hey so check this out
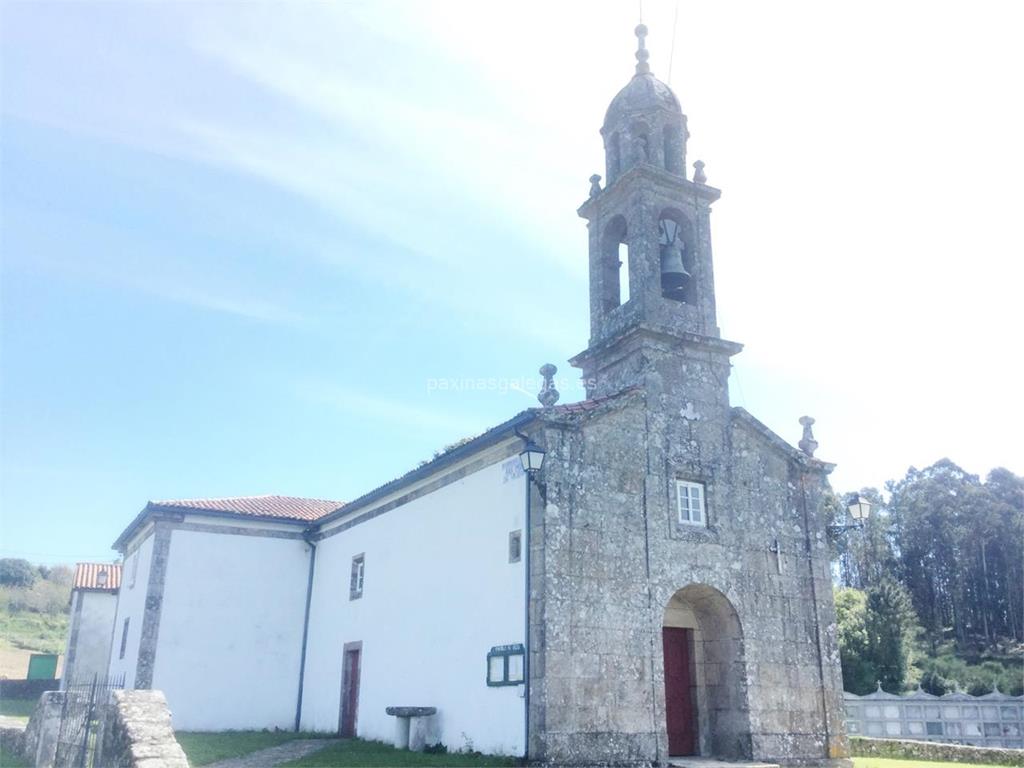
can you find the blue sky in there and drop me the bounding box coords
[2,1,1022,564]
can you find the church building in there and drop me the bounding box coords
[105,25,850,767]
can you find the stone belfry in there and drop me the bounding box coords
[571,24,741,405]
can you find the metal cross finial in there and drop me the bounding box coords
[635,24,651,75]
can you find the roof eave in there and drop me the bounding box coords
[314,409,540,528]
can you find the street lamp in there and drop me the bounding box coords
[848,495,871,523]
[519,439,546,475]
[829,494,872,536]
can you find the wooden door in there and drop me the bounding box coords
[663,627,696,755]
[339,643,361,737]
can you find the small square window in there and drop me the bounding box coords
[508,531,522,563]
[676,480,706,526]
[349,554,365,600]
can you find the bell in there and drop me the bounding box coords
[660,243,690,301]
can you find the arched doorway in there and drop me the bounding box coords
[662,584,751,759]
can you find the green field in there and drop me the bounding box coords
[280,739,516,767]
[0,744,31,768]
[0,610,67,654]
[853,759,1010,768]
[175,731,327,766]
[0,697,35,719]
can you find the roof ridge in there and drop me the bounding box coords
[151,493,343,505]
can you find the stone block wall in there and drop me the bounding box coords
[97,689,189,768]
[851,735,1024,766]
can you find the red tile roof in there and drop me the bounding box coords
[73,562,121,591]
[540,387,641,415]
[147,495,344,522]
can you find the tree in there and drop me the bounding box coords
[46,565,74,586]
[833,488,897,591]
[0,558,38,587]
[835,581,922,694]
[835,588,876,694]
[865,579,921,692]
[887,460,1023,649]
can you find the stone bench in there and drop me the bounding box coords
[385,706,438,751]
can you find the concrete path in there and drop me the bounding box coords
[204,738,343,768]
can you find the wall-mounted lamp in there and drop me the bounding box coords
[829,494,872,536]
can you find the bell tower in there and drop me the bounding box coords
[571,25,742,401]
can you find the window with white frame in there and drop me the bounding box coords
[349,554,365,600]
[676,480,706,526]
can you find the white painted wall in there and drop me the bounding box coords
[108,530,156,688]
[153,527,311,730]
[301,452,527,757]
[63,590,118,686]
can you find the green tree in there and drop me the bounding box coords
[865,579,921,692]
[888,460,1023,649]
[833,488,896,591]
[835,582,922,694]
[835,588,876,694]
[0,558,38,587]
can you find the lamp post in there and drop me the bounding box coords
[517,435,545,761]
[828,494,872,536]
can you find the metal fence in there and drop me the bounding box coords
[844,686,1024,749]
[54,673,126,768]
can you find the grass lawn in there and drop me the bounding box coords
[0,744,31,768]
[0,697,35,719]
[175,731,323,766]
[281,739,517,767]
[852,759,1009,768]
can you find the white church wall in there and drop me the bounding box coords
[64,590,118,686]
[108,529,155,687]
[301,451,527,756]
[153,527,311,730]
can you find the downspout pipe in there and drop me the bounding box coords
[294,529,318,732]
[523,465,532,761]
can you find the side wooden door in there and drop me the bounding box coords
[339,642,362,737]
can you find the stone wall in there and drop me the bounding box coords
[851,735,1024,766]
[97,689,189,767]
[22,690,64,768]
[0,678,60,699]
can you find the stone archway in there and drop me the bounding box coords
[662,584,752,760]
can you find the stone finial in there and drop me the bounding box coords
[693,160,707,185]
[589,174,602,198]
[798,416,818,457]
[538,363,560,407]
[634,24,651,75]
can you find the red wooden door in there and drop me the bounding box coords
[663,627,696,755]
[339,645,361,737]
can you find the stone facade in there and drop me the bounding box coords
[524,25,849,767]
